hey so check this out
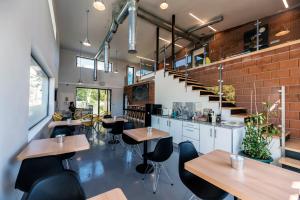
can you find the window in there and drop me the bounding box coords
[175,55,192,68]
[127,66,134,85]
[76,56,112,72]
[136,69,152,76]
[28,56,49,129]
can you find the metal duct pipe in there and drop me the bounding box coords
[104,41,110,73]
[187,15,223,34]
[128,0,137,53]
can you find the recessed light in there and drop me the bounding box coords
[160,0,168,10]
[136,56,155,62]
[189,12,217,32]
[94,0,106,11]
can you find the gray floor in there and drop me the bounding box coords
[70,129,233,200]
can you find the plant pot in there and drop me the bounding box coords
[239,151,273,164]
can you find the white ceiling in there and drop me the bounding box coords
[55,0,299,64]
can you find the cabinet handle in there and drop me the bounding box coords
[210,128,212,137]
[214,129,217,138]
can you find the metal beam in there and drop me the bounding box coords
[186,15,223,34]
[171,14,175,70]
[156,26,159,72]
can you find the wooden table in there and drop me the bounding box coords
[88,188,127,200]
[185,150,300,200]
[124,128,169,174]
[102,118,128,124]
[48,119,82,129]
[17,135,90,161]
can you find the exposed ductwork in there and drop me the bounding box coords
[104,41,110,73]
[128,0,137,53]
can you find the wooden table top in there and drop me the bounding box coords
[123,128,169,142]
[17,135,90,161]
[87,188,127,200]
[185,150,300,200]
[102,118,128,124]
[48,120,82,128]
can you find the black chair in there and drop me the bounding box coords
[103,114,112,119]
[50,126,76,167]
[15,156,64,192]
[122,122,142,158]
[102,115,113,130]
[25,170,86,200]
[108,121,124,144]
[143,137,174,193]
[178,141,228,200]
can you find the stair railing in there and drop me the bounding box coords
[185,52,189,91]
[279,86,286,157]
[163,45,166,77]
[218,64,224,113]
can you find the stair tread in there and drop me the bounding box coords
[285,139,300,153]
[223,107,247,110]
[279,157,300,169]
[230,114,250,118]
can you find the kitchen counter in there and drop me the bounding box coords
[153,115,245,129]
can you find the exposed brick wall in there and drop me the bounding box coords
[188,42,300,139]
[124,81,155,106]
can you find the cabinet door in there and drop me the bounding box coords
[199,124,214,154]
[159,117,170,133]
[214,127,232,153]
[169,119,183,144]
[151,116,159,129]
[182,136,200,152]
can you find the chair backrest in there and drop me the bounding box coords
[111,121,124,134]
[124,122,135,130]
[178,141,199,182]
[50,126,74,138]
[26,170,86,200]
[103,114,112,119]
[151,137,173,162]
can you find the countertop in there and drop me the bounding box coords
[152,115,245,129]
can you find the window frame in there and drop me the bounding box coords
[76,56,113,72]
[28,55,50,130]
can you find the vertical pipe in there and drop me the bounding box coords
[128,0,137,53]
[93,58,97,81]
[104,41,110,73]
[171,14,175,70]
[256,19,260,51]
[281,86,286,157]
[163,45,166,77]
[218,64,224,113]
[156,26,159,72]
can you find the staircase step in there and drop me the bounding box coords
[222,102,236,107]
[168,70,185,75]
[208,95,227,101]
[279,157,300,171]
[223,107,247,115]
[178,77,200,83]
[200,91,218,96]
[192,85,212,90]
[285,139,300,153]
[230,114,250,118]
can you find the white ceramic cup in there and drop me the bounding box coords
[113,116,117,121]
[147,127,153,135]
[56,134,65,143]
[67,118,71,125]
[230,154,244,170]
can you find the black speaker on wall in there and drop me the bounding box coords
[55,89,58,101]
[145,104,162,127]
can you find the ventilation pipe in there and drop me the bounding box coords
[104,41,110,73]
[128,0,137,53]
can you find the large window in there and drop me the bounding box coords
[127,66,134,85]
[28,57,49,129]
[175,55,192,68]
[76,88,111,115]
[76,56,112,72]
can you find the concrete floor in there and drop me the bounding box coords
[70,130,233,200]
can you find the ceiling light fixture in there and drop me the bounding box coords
[93,0,106,11]
[275,29,290,37]
[189,12,217,32]
[282,0,289,8]
[136,56,155,62]
[83,10,91,47]
[160,0,168,10]
[159,37,183,48]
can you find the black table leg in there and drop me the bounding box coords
[136,140,154,174]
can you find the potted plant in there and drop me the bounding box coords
[241,101,280,164]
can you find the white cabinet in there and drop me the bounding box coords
[200,124,214,154]
[214,127,232,153]
[169,119,183,144]
[182,136,200,152]
[159,117,170,133]
[151,116,160,129]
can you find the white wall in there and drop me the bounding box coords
[58,48,138,116]
[0,0,59,199]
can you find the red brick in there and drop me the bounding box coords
[290,68,300,77]
[279,59,299,69]
[262,63,280,71]
[290,120,300,129]
[248,66,262,74]
[263,79,280,87]
[289,85,300,94]
[256,72,271,80]
[256,56,272,65]
[243,60,256,67]
[280,78,300,85]
[271,69,290,78]
[275,46,290,54]
[290,43,300,50]
[286,94,300,102]
[289,103,300,111]
[271,51,290,62]
[290,49,300,59]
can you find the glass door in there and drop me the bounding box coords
[76,87,111,115]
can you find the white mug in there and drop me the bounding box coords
[113,116,117,121]
[67,118,71,125]
[147,127,153,135]
[56,134,65,143]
